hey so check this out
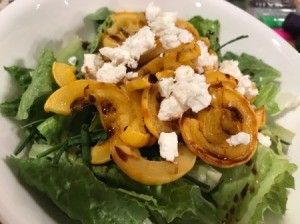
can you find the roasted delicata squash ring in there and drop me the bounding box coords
[176,19,200,40]
[180,86,258,168]
[138,42,200,77]
[52,62,76,87]
[255,106,266,129]
[204,71,238,89]
[45,80,135,133]
[91,140,112,165]
[111,138,196,185]
[44,80,94,115]
[101,12,147,47]
[142,84,180,138]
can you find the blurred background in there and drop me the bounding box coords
[227,0,300,51]
[0,0,299,51]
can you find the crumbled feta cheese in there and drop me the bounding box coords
[178,28,194,43]
[158,95,188,121]
[258,133,272,147]
[157,65,211,121]
[158,77,174,98]
[158,132,178,162]
[172,74,211,113]
[68,56,77,66]
[96,63,127,83]
[100,26,155,69]
[159,27,181,50]
[174,65,194,81]
[81,54,104,78]
[125,72,138,80]
[196,40,218,70]
[100,47,135,68]
[145,2,163,23]
[219,60,243,78]
[226,132,251,146]
[236,75,259,99]
[145,3,194,50]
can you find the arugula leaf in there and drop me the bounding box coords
[93,164,219,224]
[212,145,297,224]
[188,16,220,57]
[0,98,20,117]
[15,50,56,120]
[88,16,113,53]
[4,66,33,89]
[85,7,114,53]
[7,157,149,224]
[86,7,114,21]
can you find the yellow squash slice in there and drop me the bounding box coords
[52,62,76,87]
[180,86,258,168]
[142,85,180,138]
[111,138,196,185]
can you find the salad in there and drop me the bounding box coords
[0,2,297,224]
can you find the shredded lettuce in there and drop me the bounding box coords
[212,145,297,224]
[15,50,56,120]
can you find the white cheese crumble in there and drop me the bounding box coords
[81,54,104,78]
[236,75,259,99]
[219,60,258,99]
[158,95,188,121]
[157,65,211,121]
[158,77,174,98]
[145,2,194,50]
[100,26,156,69]
[68,56,77,66]
[158,132,178,162]
[258,133,272,148]
[219,60,243,78]
[196,40,218,72]
[125,72,139,80]
[226,132,251,146]
[96,63,127,83]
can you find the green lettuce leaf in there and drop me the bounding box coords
[255,83,280,114]
[4,66,33,89]
[56,36,85,72]
[188,16,220,57]
[16,50,56,120]
[37,115,70,144]
[93,165,219,224]
[7,157,149,224]
[222,52,281,88]
[212,145,297,224]
[222,52,281,114]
